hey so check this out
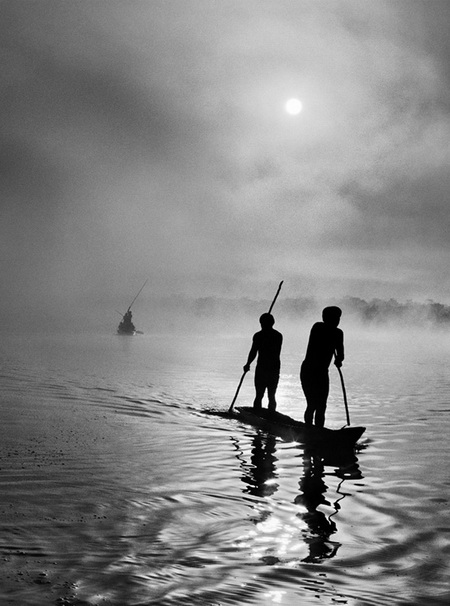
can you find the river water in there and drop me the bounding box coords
[0,326,449,605]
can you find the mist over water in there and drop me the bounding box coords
[1,324,449,605]
[10,290,450,340]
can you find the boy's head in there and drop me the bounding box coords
[322,306,342,327]
[259,313,275,329]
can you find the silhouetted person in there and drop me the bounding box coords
[244,313,283,411]
[300,306,344,428]
[118,310,136,333]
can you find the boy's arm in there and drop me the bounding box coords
[243,335,258,372]
[334,329,344,367]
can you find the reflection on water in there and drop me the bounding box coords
[237,434,279,498]
[1,331,450,605]
[233,429,363,568]
[296,455,340,562]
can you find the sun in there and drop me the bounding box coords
[285,98,303,115]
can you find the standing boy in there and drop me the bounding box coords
[300,306,344,428]
[244,313,283,411]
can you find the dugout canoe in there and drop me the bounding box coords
[234,406,365,450]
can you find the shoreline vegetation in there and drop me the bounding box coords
[188,295,450,327]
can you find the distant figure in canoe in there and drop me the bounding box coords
[243,313,283,411]
[300,306,344,428]
[118,310,136,334]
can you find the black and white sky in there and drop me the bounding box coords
[2,0,450,325]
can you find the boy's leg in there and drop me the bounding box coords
[267,373,279,411]
[253,388,264,410]
[304,402,315,425]
[253,370,265,410]
[313,375,329,428]
[314,401,326,428]
[301,365,315,425]
[253,375,266,410]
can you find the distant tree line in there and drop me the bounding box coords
[191,295,450,325]
[340,296,450,325]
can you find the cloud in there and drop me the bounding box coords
[1,0,450,328]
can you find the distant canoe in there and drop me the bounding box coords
[117,327,135,335]
[234,406,365,451]
[116,326,144,336]
[116,279,148,336]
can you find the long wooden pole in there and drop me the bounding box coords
[126,279,148,312]
[228,371,248,413]
[268,280,283,314]
[228,281,284,414]
[337,366,351,426]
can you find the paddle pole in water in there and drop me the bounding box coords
[337,366,351,426]
[228,281,284,414]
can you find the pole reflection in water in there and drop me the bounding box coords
[232,431,363,565]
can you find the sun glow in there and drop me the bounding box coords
[285,98,303,115]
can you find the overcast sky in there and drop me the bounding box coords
[2,0,450,326]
